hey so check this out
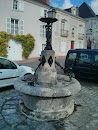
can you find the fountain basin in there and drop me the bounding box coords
[14,74,81,121]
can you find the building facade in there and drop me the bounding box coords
[0,0,86,60]
[79,2,98,49]
[86,18,98,49]
[53,8,86,56]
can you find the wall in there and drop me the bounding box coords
[0,0,86,61]
[53,9,86,56]
[86,18,98,49]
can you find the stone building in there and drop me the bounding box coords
[54,7,86,56]
[0,0,86,60]
[79,2,98,49]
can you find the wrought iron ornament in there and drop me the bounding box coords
[45,24,52,50]
[39,17,57,50]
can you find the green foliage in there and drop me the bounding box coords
[14,34,35,58]
[0,31,11,57]
[0,32,35,58]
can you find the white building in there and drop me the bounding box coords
[79,2,98,49]
[0,0,86,60]
[86,18,98,49]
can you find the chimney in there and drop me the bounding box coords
[42,0,49,5]
[76,6,79,16]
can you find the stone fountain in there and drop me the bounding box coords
[14,8,81,121]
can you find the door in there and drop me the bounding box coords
[0,58,19,87]
[7,39,23,60]
[71,41,74,49]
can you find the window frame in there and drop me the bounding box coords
[94,54,98,65]
[67,52,77,62]
[12,0,24,11]
[40,25,46,38]
[0,58,17,69]
[77,53,92,64]
[11,18,19,35]
[13,0,18,10]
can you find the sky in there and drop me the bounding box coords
[50,0,98,14]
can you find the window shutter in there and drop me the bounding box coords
[40,8,44,17]
[40,25,43,37]
[6,17,11,33]
[18,0,24,11]
[20,20,24,35]
[39,43,42,54]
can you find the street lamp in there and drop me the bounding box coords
[48,8,56,18]
[39,8,57,50]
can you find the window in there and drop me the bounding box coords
[61,20,68,37]
[40,8,48,17]
[11,19,18,35]
[78,53,91,64]
[13,0,18,9]
[44,10,48,17]
[73,9,76,15]
[0,58,17,69]
[68,53,77,62]
[61,21,65,30]
[6,18,24,35]
[40,25,46,38]
[42,44,46,50]
[77,42,83,48]
[94,55,98,64]
[78,25,84,40]
[13,0,24,11]
[61,21,65,35]
[71,6,76,15]
[79,25,83,33]
[61,19,67,31]
[72,28,75,36]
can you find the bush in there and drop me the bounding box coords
[0,32,35,58]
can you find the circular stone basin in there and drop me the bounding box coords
[14,74,81,121]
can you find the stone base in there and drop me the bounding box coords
[37,50,57,84]
[20,95,74,121]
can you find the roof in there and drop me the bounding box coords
[33,0,48,5]
[64,8,71,13]
[27,0,49,6]
[79,2,96,18]
[68,49,98,53]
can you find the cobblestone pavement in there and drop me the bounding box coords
[0,58,98,130]
[0,80,98,130]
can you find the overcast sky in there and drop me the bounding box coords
[50,0,98,14]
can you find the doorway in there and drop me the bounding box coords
[71,41,74,49]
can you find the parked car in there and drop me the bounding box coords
[0,57,34,88]
[64,49,98,80]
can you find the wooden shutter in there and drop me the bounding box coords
[18,0,24,11]
[40,25,43,37]
[6,17,11,33]
[40,8,44,17]
[20,20,24,35]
